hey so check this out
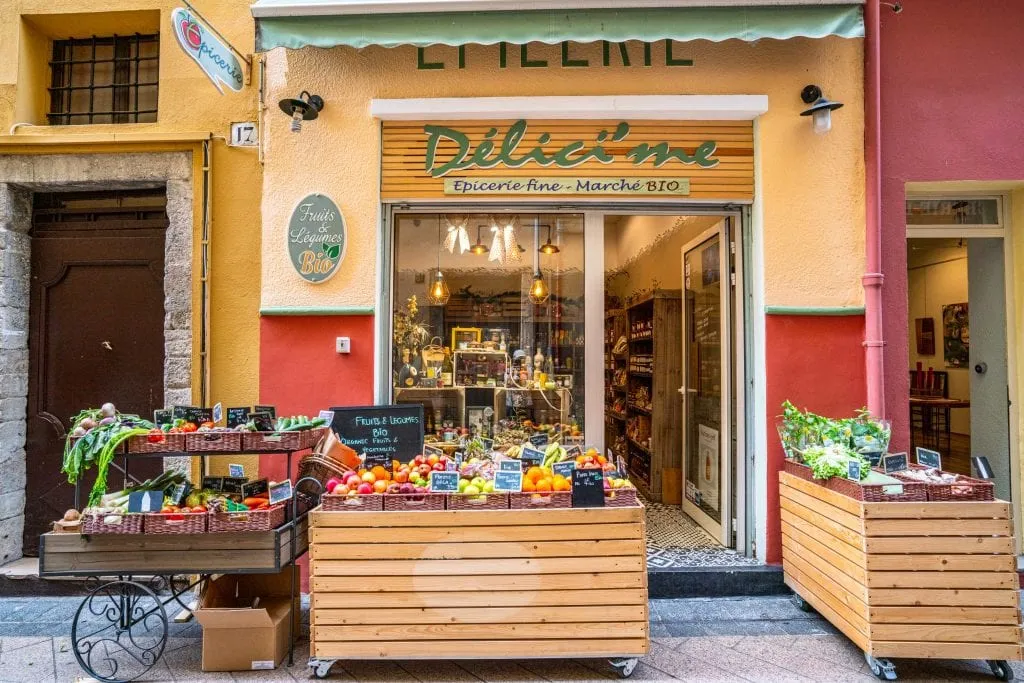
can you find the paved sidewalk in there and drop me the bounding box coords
[0,595,1016,682]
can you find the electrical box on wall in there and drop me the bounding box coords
[336,337,351,354]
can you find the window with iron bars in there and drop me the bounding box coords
[48,34,159,125]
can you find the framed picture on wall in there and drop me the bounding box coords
[942,303,969,368]
[915,317,936,356]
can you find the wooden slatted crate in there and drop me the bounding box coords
[309,506,649,660]
[780,471,1023,662]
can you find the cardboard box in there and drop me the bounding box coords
[195,567,298,671]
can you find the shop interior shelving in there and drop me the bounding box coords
[622,290,682,503]
[605,308,628,457]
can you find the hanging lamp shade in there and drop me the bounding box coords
[528,271,550,305]
[427,269,450,305]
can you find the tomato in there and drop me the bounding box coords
[180,422,198,433]
[200,421,215,430]
[147,428,165,444]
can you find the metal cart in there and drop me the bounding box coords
[39,447,319,683]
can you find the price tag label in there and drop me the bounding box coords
[128,490,163,513]
[170,483,189,506]
[222,477,246,494]
[553,460,576,478]
[254,405,276,419]
[494,470,523,492]
[269,479,293,505]
[883,452,909,474]
[227,407,250,428]
[520,447,545,469]
[228,464,244,478]
[846,460,861,481]
[429,471,459,493]
[565,445,583,460]
[242,479,269,498]
[454,451,464,468]
[202,476,224,491]
[529,433,549,448]
[424,444,444,457]
[154,408,172,426]
[571,469,605,508]
[480,437,494,452]
[212,402,223,424]
[915,447,942,470]
[317,409,335,424]
[250,412,274,432]
[499,459,522,472]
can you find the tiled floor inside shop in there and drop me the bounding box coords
[642,497,758,568]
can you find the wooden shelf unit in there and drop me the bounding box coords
[622,291,683,503]
[604,308,628,455]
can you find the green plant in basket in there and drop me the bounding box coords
[801,443,871,481]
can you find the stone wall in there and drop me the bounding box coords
[0,151,193,561]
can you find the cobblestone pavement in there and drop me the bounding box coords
[0,595,1017,682]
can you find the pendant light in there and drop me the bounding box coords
[528,215,551,304]
[427,218,450,305]
[539,223,560,255]
[470,224,489,255]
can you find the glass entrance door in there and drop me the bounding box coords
[681,222,733,545]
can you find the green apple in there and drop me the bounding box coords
[483,480,495,493]
[470,476,487,490]
[458,478,469,492]
[463,484,481,496]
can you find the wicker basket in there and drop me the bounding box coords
[783,459,928,503]
[208,504,285,532]
[298,453,353,488]
[243,431,303,452]
[186,431,243,452]
[509,491,572,509]
[81,511,143,535]
[321,493,384,511]
[889,463,995,502]
[143,512,207,535]
[383,493,446,511]
[127,432,186,454]
[303,427,330,450]
[446,493,509,510]
[603,487,641,507]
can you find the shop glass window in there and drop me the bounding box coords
[391,213,585,445]
[48,34,159,125]
[906,198,1001,227]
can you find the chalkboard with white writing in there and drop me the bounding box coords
[330,404,424,468]
[572,468,605,508]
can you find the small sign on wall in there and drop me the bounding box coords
[229,122,258,147]
[288,194,346,284]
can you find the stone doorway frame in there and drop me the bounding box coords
[0,151,194,563]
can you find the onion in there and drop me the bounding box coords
[80,418,97,430]
[71,426,87,438]
[100,403,116,418]
[99,417,115,426]
[63,509,80,522]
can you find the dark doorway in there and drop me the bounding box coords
[24,189,167,554]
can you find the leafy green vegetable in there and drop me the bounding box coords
[87,427,151,507]
[801,443,870,481]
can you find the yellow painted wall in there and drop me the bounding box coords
[0,1,263,474]
[259,38,865,310]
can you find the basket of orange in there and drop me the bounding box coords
[510,466,573,509]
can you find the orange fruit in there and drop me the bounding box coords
[372,480,388,494]
[535,479,553,493]
[526,466,543,483]
[371,465,390,481]
[553,478,571,492]
[521,478,537,492]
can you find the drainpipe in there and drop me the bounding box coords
[864,0,885,417]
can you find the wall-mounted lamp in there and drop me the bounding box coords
[539,224,560,255]
[470,225,490,255]
[799,85,843,135]
[278,91,324,133]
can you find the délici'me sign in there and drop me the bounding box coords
[288,194,346,283]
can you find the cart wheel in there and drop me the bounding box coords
[864,653,897,681]
[309,658,337,679]
[609,657,639,678]
[989,660,1014,681]
[71,579,168,683]
[791,594,815,614]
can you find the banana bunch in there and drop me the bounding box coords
[542,442,566,467]
[505,444,522,459]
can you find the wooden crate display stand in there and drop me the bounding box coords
[780,471,1022,677]
[308,506,649,668]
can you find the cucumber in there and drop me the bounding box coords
[310,417,327,428]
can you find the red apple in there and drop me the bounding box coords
[345,474,362,488]
[325,477,342,494]
[432,462,445,471]
[357,483,373,495]
[427,454,439,466]
[417,464,432,477]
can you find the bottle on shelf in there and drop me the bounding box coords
[441,347,453,387]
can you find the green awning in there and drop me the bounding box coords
[254,4,864,51]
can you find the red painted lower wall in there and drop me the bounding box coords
[765,314,866,564]
[259,314,376,589]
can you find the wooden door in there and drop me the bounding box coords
[24,191,168,554]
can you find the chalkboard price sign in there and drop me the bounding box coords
[520,447,545,469]
[429,471,459,493]
[424,443,444,458]
[883,452,909,474]
[499,459,522,472]
[242,479,269,498]
[254,405,277,419]
[154,409,172,426]
[529,433,549,448]
[202,476,224,491]
[846,460,861,481]
[227,407,250,428]
[553,460,576,478]
[221,477,246,494]
[916,447,942,470]
[494,470,523,492]
[330,404,424,468]
[572,469,605,508]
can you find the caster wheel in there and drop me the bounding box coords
[989,660,1014,681]
[610,658,638,678]
[309,658,336,679]
[791,594,815,613]
[865,653,897,681]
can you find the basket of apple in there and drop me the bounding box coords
[603,475,638,507]
[383,456,448,511]
[321,466,389,511]
[446,460,508,510]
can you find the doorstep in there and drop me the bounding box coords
[648,565,788,599]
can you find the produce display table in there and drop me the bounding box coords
[307,505,649,678]
[780,471,1021,681]
[39,447,315,683]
